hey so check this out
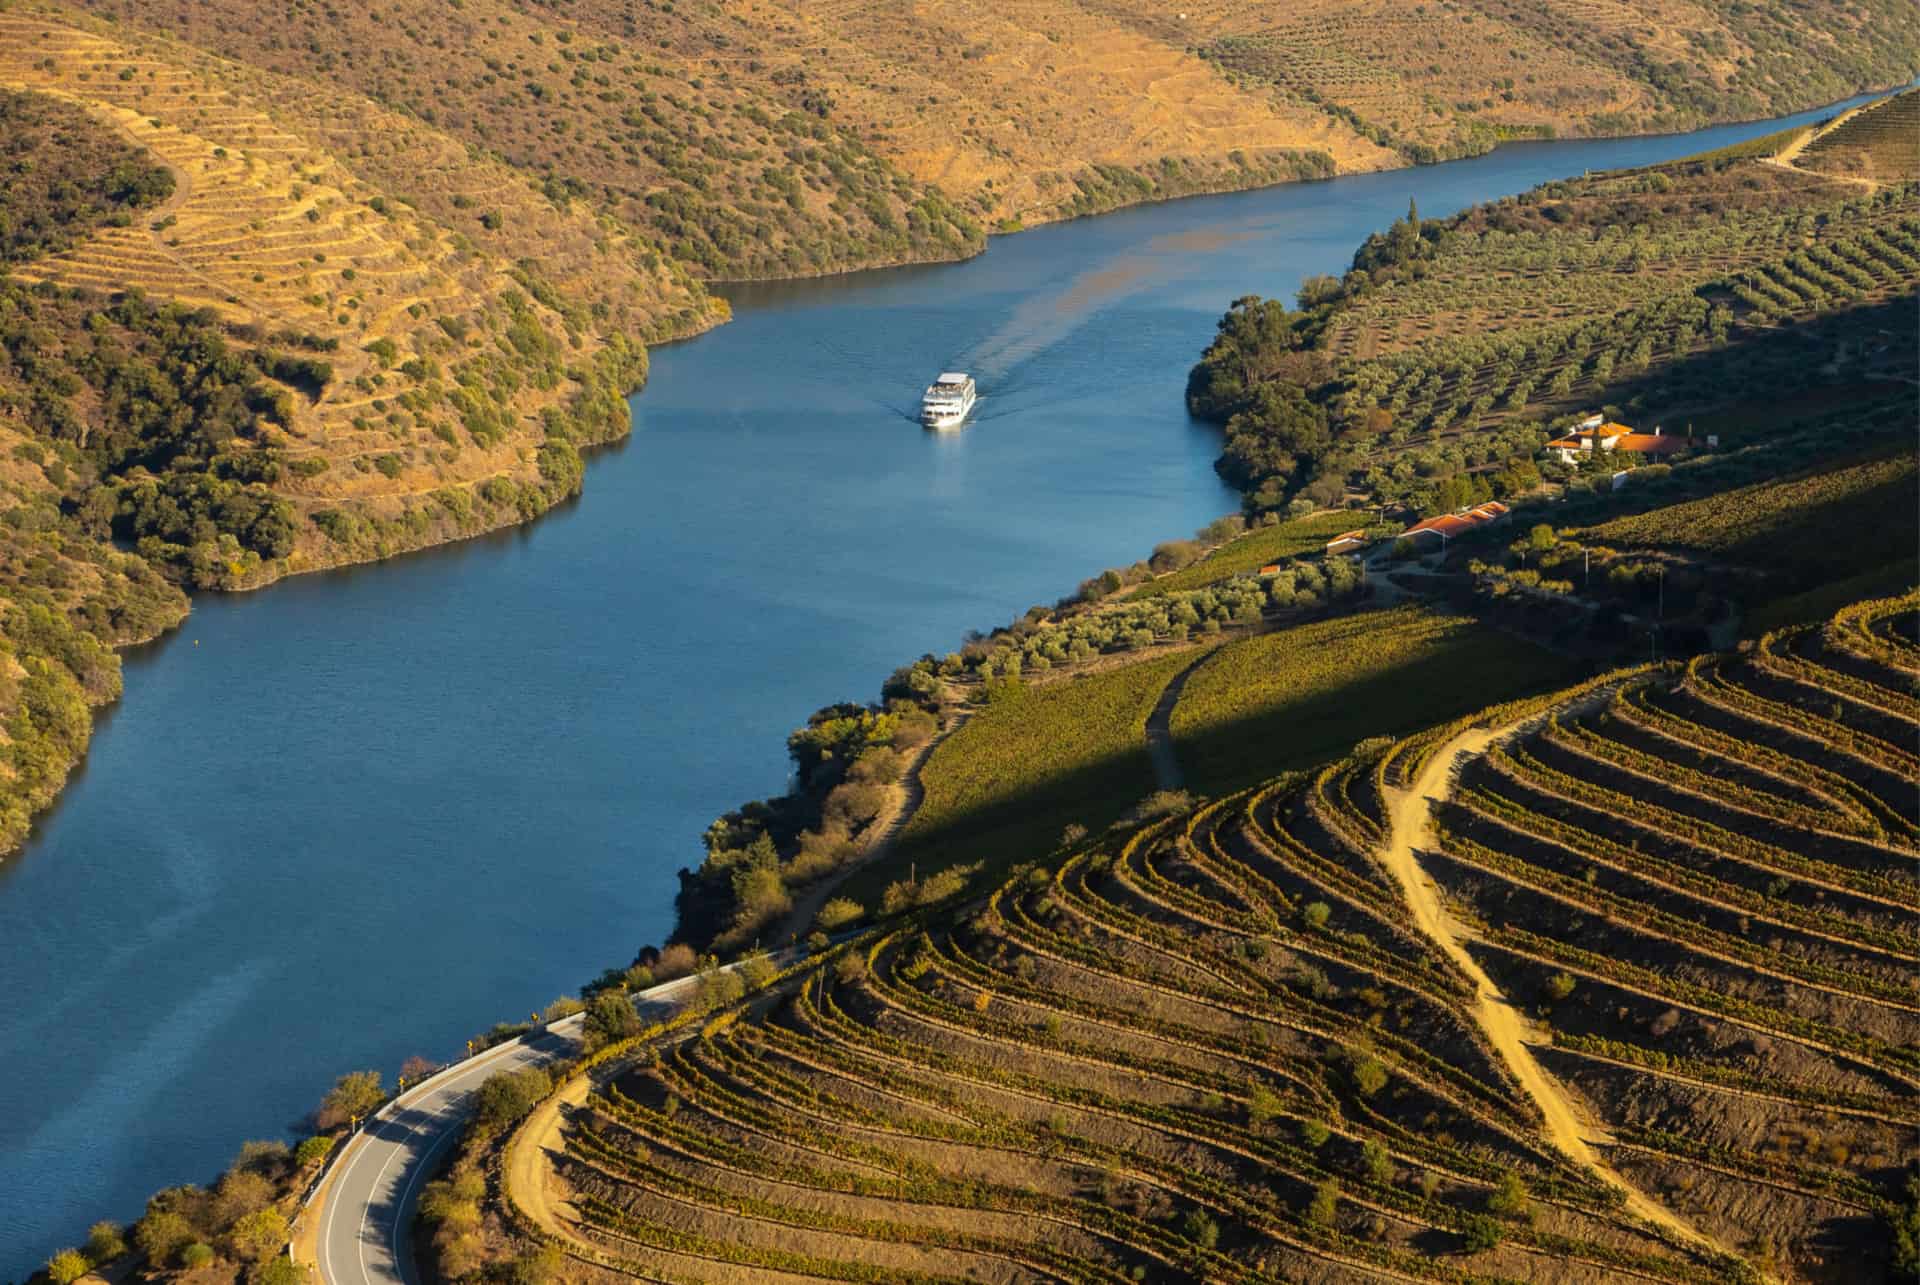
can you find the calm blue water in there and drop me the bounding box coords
[0,92,1886,1273]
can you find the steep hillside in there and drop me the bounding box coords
[69,0,991,278]
[0,10,726,589]
[68,0,1919,251]
[1186,139,1919,512]
[1433,605,1920,1280]
[1798,87,1920,185]
[0,13,727,854]
[453,595,1919,1284]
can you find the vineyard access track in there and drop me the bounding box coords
[1377,698,1733,1259]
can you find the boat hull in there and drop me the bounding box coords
[922,408,971,430]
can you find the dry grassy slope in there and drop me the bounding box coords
[121,23,725,346]
[0,7,706,579]
[1799,87,1920,186]
[1156,0,1918,155]
[71,0,987,280]
[678,0,1395,222]
[65,0,1390,238]
[67,0,1919,254]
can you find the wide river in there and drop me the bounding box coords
[0,94,1884,1269]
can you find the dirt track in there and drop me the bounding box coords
[507,1071,591,1239]
[1378,722,1729,1255]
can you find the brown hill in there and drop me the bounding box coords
[0,10,731,589]
[70,0,1920,255]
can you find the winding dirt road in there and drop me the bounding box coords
[1378,722,1726,1254]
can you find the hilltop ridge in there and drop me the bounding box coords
[66,0,1920,253]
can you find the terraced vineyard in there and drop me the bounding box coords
[0,10,715,585]
[1188,145,1920,515]
[69,0,1920,244]
[1800,88,1920,185]
[487,595,1916,1283]
[1431,597,1920,1279]
[1320,176,1920,430]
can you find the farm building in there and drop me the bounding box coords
[1324,529,1370,554]
[1544,416,1687,464]
[1401,501,1509,546]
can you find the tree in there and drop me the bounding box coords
[132,1211,194,1266]
[226,1208,288,1263]
[254,1255,306,1285]
[1488,1172,1532,1219]
[1180,1210,1220,1249]
[815,897,865,932]
[1362,1138,1394,1184]
[213,1169,274,1228]
[1300,1119,1331,1149]
[583,991,641,1049]
[399,1055,439,1083]
[315,1071,384,1130]
[294,1135,335,1168]
[475,1067,550,1131]
[1350,1055,1389,1097]
[1542,972,1576,1003]
[84,1223,127,1264]
[1301,901,1331,930]
[1460,1213,1505,1252]
[653,942,697,980]
[1246,1085,1284,1125]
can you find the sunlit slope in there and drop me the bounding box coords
[1800,88,1920,184]
[71,0,1916,249]
[0,10,705,581]
[1428,599,1920,1280]
[500,595,1917,1283]
[72,0,988,278]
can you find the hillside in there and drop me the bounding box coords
[424,595,1918,1285]
[0,14,730,854]
[65,0,1920,254]
[1798,87,1920,185]
[1186,126,1919,512]
[0,10,735,588]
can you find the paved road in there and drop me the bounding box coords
[306,971,713,1285]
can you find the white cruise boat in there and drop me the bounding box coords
[920,372,977,430]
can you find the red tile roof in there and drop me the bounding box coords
[1403,500,1509,542]
[1610,433,1686,455]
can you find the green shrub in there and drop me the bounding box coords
[814,897,865,932]
[1307,1179,1339,1227]
[132,1211,193,1265]
[84,1222,126,1263]
[582,991,640,1047]
[293,1135,335,1168]
[1179,1210,1219,1249]
[46,1249,89,1284]
[475,1067,550,1131]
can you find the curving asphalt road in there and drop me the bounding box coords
[304,969,718,1285]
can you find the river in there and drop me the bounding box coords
[0,93,1884,1271]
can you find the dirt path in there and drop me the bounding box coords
[1378,721,1730,1256]
[1760,104,1880,189]
[1143,645,1218,790]
[773,711,964,943]
[507,1070,592,1237]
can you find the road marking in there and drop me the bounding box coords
[312,959,792,1285]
